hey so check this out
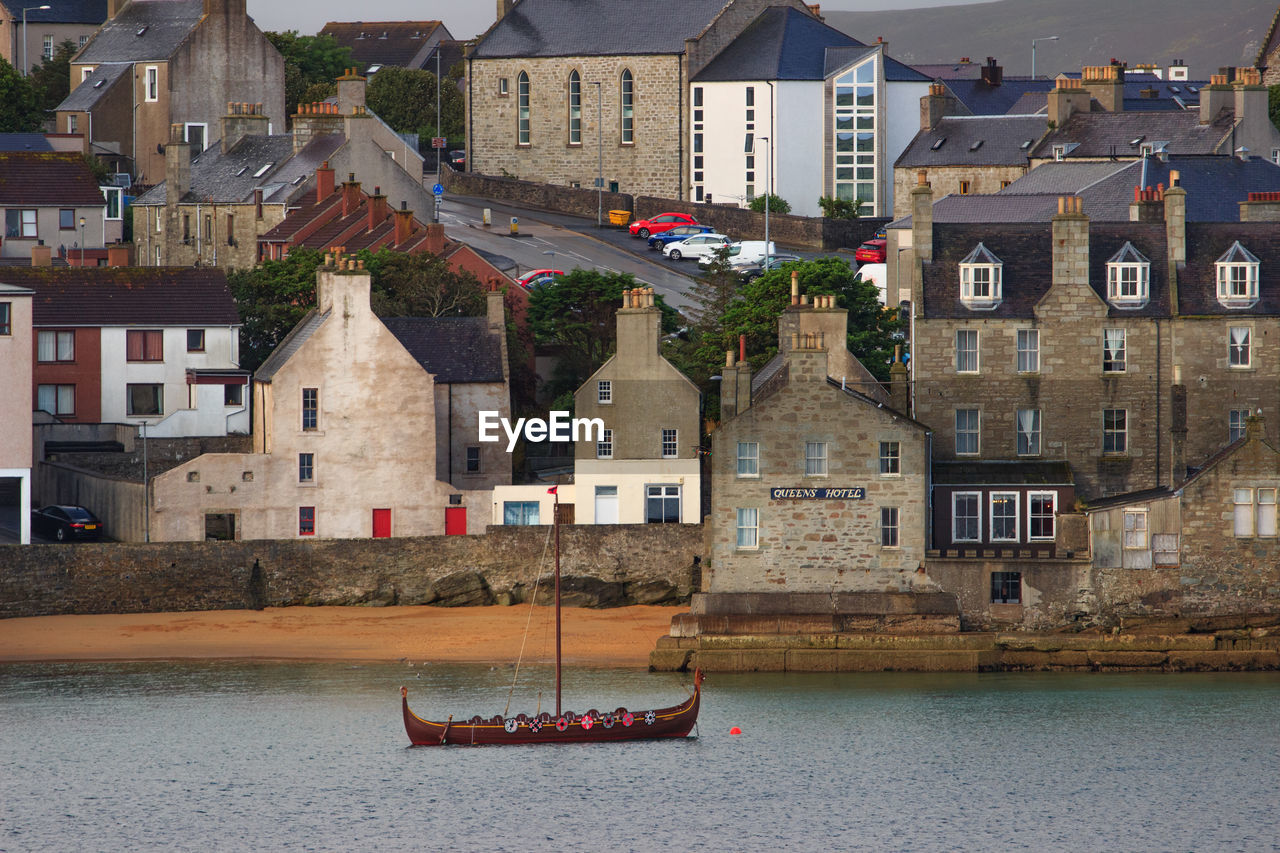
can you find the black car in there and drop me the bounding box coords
[31,505,104,542]
[447,149,466,169]
[737,254,804,282]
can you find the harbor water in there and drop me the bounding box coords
[2,662,1278,851]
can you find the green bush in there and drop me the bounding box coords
[817,196,862,220]
[749,193,791,214]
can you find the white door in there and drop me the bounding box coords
[594,486,619,524]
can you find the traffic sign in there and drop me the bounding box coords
[431,137,446,148]
[432,183,444,197]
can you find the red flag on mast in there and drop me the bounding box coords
[547,486,558,495]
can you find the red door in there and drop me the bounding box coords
[372,508,391,538]
[445,506,467,535]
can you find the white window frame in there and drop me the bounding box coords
[184,122,208,151]
[736,507,759,549]
[990,491,1020,542]
[1016,328,1039,373]
[298,452,314,484]
[960,264,1001,303]
[498,77,509,96]
[1102,328,1126,373]
[597,379,611,404]
[804,441,828,477]
[953,491,981,542]
[879,441,900,476]
[567,70,582,146]
[596,428,613,459]
[661,428,678,459]
[42,34,53,61]
[1104,408,1127,454]
[144,65,159,102]
[620,68,634,145]
[80,66,95,82]
[1230,408,1249,443]
[1028,491,1056,541]
[1259,488,1278,537]
[516,71,530,146]
[880,507,899,548]
[1017,408,1041,456]
[1107,262,1149,304]
[101,186,123,220]
[1216,263,1259,306]
[1234,489,1254,537]
[1123,509,1148,549]
[955,408,980,455]
[955,329,979,373]
[736,441,759,478]
[1229,326,1251,368]
[5,208,37,238]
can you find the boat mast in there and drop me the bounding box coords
[553,488,561,717]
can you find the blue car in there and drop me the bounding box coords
[646,223,715,249]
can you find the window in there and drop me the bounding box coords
[302,388,318,431]
[37,330,74,362]
[955,409,979,455]
[1215,242,1260,307]
[693,86,702,108]
[1103,328,1126,373]
[37,384,75,415]
[184,123,206,152]
[879,441,900,475]
[832,57,877,209]
[224,383,243,406]
[126,383,163,416]
[567,70,581,145]
[661,428,679,458]
[5,209,37,238]
[145,65,158,102]
[958,243,1003,308]
[1261,489,1278,537]
[1029,492,1055,540]
[990,492,1019,541]
[953,492,980,541]
[59,209,75,230]
[126,329,163,362]
[517,71,530,145]
[1123,510,1147,549]
[299,507,315,536]
[68,114,77,134]
[646,485,681,523]
[955,329,979,373]
[958,180,971,195]
[186,329,205,352]
[1231,489,1277,538]
[1017,409,1041,456]
[737,441,759,477]
[503,501,540,525]
[465,446,481,473]
[1228,408,1249,443]
[499,77,508,96]
[804,442,828,476]
[736,507,758,549]
[991,571,1021,604]
[1229,327,1251,368]
[298,453,314,483]
[1106,242,1151,305]
[620,69,634,144]
[102,186,122,220]
[597,380,611,403]
[79,35,89,48]
[1104,409,1127,454]
[1016,329,1039,373]
[0,303,9,335]
[597,428,613,459]
[880,507,899,548]
[42,34,53,61]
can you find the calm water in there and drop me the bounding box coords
[1,663,1278,852]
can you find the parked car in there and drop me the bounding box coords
[723,241,779,267]
[856,262,888,305]
[855,238,887,264]
[516,269,564,289]
[736,254,804,281]
[31,505,104,542]
[647,223,715,249]
[629,212,700,240]
[662,233,731,261]
[447,149,466,169]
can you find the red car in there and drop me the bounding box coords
[855,238,887,264]
[516,269,564,289]
[629,212,700,240]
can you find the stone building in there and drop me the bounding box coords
[465,0,817,201]
[571,287,701,525]
[0,0,105,75]
[55,0,285,184]
[150,255,511,541]
[1254,5,1280,87]
[907,174,1280,502]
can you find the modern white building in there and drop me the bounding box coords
[689,7,930,218]
[0,282,34,543]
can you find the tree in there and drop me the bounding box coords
[818,196,862,220]
[28,40,76,114]
[366,66,464,142]
[265,31,352,117]
[361,249,486,317]
[0,57,43,132]
[749,193,791,215]
[1270,84,1280,133]
[226,248,324,372]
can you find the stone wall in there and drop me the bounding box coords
[442,168,633,222]
[0,524,703,618]
[925,556,1095,631]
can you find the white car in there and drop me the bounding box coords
[700,240,779,269]
[662,232,731,261]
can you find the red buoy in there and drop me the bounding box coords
[729,726,742,735]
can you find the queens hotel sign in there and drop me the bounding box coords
[770,487,866,500]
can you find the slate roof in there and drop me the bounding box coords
[694,7,862,82]
[383,317,505,383]
[75,0,203,63]
[0,133,53,152]
[318,21,448,69]
[470,0,729,58]
[0,267,239,326]
[895,115,1046,168]
[255,308,330,381]
[1057,73,1206,108]
[58,62,131,112]
[932,460,1074,486]
[920,220,1280,320]
[1082,486,1176,511]
[133,134,343,205]
[944,78,1055,116]
[0,0,105,23]
[0,152,110,206]
[1029,109,1234,159]
[821,45,929,83]
[910,61,984,80]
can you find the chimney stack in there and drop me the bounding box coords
[30,242,51,267]
[1170,368,1187,484]
[393,204,415,245]
[165,123,191,208]
[220,101,268,154]
[107,0,128,18]
[1051,196,1089,288]
[1082,62,1124,112]
[1164,171,1186,309]
[1048,74,1091,127]
[341,173,361,217]
[336,67,367,115]
[106,243,132,267]
[203,0,247,17]
[980,56,1002,86]
[921,82,960,130]
[1200,73,1233,124]
[315,160,335,201]
[496,0,514,22]
[368,188,387,232]
[424,222,446,254]
[615,286,662,366]
[1232,68,1270,163]
[889,345,909,414]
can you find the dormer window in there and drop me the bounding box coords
[1216,241,1260,308]
[959,243,1003,309]
[1106,242,1150,307]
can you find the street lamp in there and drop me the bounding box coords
[1031,36,1059,79]
[21,5,51,78]
[590,81,603,228]
[745,133,771,267]
[78,215,85,265]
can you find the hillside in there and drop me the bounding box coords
[824,0,1275,78]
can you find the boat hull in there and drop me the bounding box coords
[401,672,702,746]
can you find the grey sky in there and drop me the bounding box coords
[246,0,990,40]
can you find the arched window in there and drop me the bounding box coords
[517,71,530,145]
[620,69,634,145]
[568,70,581,145]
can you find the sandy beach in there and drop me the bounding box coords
[0,605,682,667]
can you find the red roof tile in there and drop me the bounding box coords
[0,267,239,326]
[0,152,110,207]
